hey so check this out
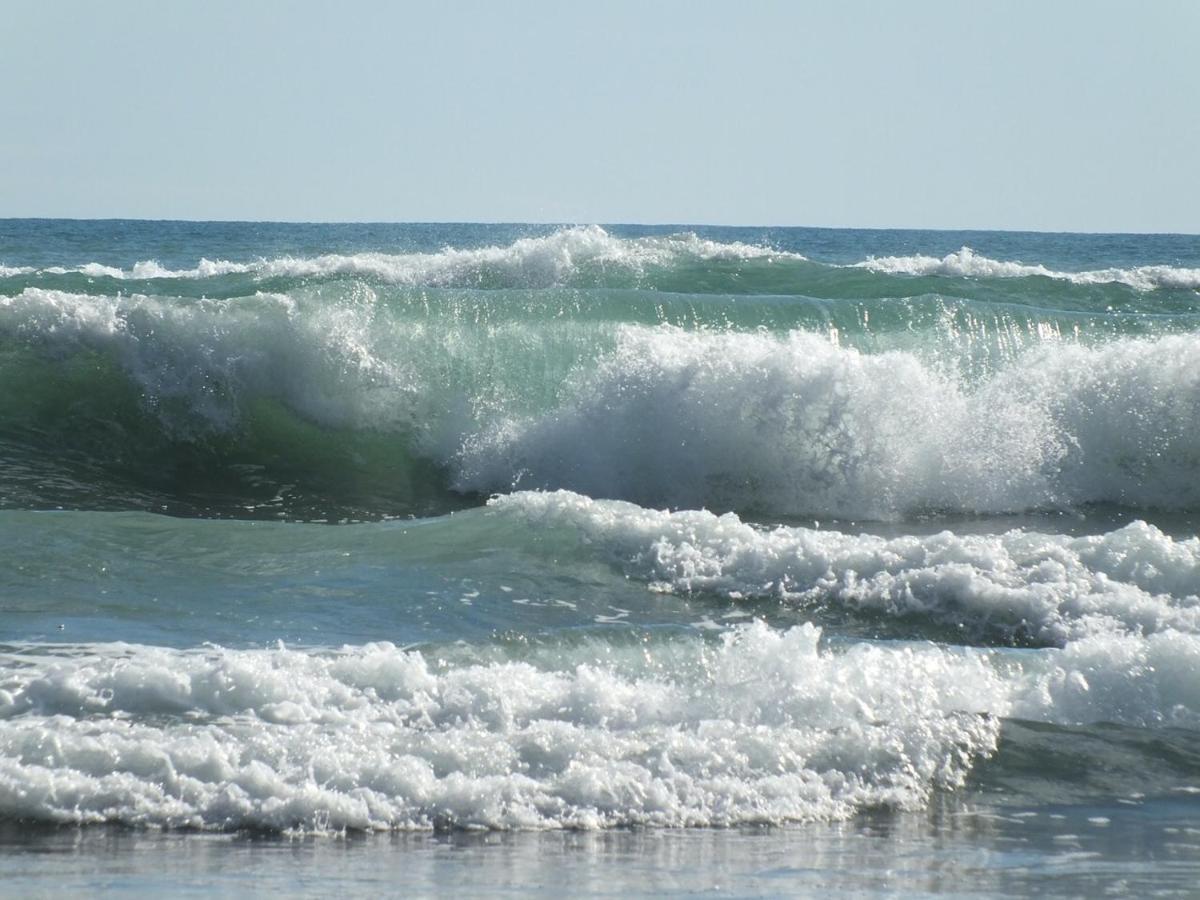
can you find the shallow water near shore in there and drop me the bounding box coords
[4,797,1200,898]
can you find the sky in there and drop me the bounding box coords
[1,0,1197,231]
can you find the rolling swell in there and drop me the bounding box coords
[5,225,1200,309]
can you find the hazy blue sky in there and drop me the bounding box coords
[2,1,1197,231]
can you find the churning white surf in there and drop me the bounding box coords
[0,625,1001,830]
[2,615,1196,831]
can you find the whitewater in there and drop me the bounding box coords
[1,219,1199,893]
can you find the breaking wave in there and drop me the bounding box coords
[460,327,1200,518]
[7,231,1199,294]
[856,246,1200,291]
[1,607,1196,831]
[3,284,1200,518]
[10,226,801,288]
[494,491,1200,647]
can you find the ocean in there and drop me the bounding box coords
[1,219,1199,896]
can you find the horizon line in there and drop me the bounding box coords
[1,216,1197,238]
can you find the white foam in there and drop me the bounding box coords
[9,237,1200,292]
[458,326,1200,517]
[123,258,252,279]
[0,626,1003,830]
[76,262,128,279]
[14,227,800,286]
[1012,629,1200,728]
[855,246,1200,291]
[2,610,1197,831]
[493,491,1200,646]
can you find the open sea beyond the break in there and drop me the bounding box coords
[2,219,1199,896]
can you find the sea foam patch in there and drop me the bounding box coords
[2,614,1196,832]
[0,625,1002,831]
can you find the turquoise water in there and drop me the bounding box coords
[1,220,1199,895]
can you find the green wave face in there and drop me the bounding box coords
[2,226,1199,520]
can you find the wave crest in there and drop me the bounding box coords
[11,226,801,288]
[856,246,1200,291]
[494,491,1200,646]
